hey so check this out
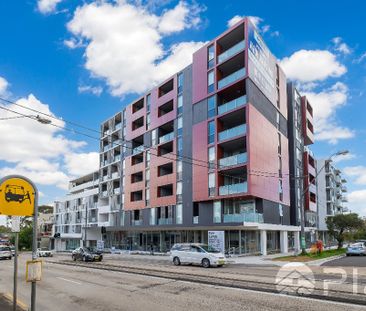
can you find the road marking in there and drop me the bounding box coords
[4,293,28,310]
[56,276,82,285]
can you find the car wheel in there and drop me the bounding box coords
[173,257,181,266]
[72,255,76,261]
[202,258,210,268]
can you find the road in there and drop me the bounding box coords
[322,255,366,267]
[0,254,366,311]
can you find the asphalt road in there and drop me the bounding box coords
[0,254,366,311]
[322,255,366,267]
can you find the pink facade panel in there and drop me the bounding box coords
[192,121,209,201]
[247,103,290,205]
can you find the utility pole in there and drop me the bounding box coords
[83,199,87,248]
[299,150,349,255]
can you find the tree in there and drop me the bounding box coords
[0,225,11,234]
[18,224,33,250]
[326,213,365,249]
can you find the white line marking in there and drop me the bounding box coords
[56,277,82,285]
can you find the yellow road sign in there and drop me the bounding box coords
[0,176,36,216]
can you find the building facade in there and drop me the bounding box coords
[53,172,102,251]
[317,160,348,244]
[96,17,304,255]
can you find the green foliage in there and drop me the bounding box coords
[18,225,33,250]
[326,213,365,249]
[38,205,53,214]
[0,225,11,234]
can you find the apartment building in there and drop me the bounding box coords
[97,17,306,255]
[53,172,101,251]
[287,83,317,246]
[317,160,348,243]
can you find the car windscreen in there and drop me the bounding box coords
[0,247,10,251]
[199,245,221,253]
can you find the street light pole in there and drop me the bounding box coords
[299,150,349,255]
[84,200,88,248]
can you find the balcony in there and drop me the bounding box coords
[115,122,122,131]
[218,124,246,142]
[219,182,247,195]
[132,220,143,226]
[132,145,145,155]
[111,172,119,179]
[219,153,247,169]
[102,191,108,197]
[193,216,199,224]
[159,132,175,144]
[223,212,263,223]
[158,218,173,225]
[218,68,246,89]
[218,40,245,64]
[103,145,110,152]
[114,188,121,195]
[218,95,247,115]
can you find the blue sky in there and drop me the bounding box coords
[0,0,365,224]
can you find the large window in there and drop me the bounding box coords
[208,45,215,69]
[177,137,183,156]
[208,96,216,118]
[208,70,215,93]
[177,160,182,180]
[146,94,151,112]
[178,73,184,94]
[150,208,156,225]
[177,116,183,136]
[208,173,216,197]
[213,201,221,223]
[177,95,183,115]
[208,146,215,170]
[208,120,215,144]
[176,204,183,224]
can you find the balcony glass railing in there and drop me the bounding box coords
[218,124,246,141]
[193,216,199,224]
[115,123,122,131]
[132,145,145,155]
[218,68,246,89]
[223,212,263,223]
[219,182,247,195]
[219,152,247,168]
[103,145,110,152]
[218,40,246,64]
[159,132,175,144]
[132,220,143,226]
[112,172,119,179]
[218,95,247,115]
[114,154,121,162]
[158,218,173,225]
[114,188,121,194]
[102,191,108,197]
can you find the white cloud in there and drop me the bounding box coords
[332,152,356,163]
[63,38,85,49]
[227,15,279,37]
[78,85,103,96]
[332,37,351,55]
[348,190,366,216]
[280,50,347,82]
[227,15,245,28]
[354,52,366,64]
[66,1,205,96]
[344,166,366,185]
[0,93,96,190]
[302,82,354,144]
[64,152,99,176]
[37,0,63,14]
[0,76,9,96]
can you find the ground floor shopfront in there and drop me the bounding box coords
[104,225,300,256]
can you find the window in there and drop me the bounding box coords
[146,113,150,130]
[213,201,221,223]
[276,111,280,130]
[178,73,183,94]
[176,204,183,224]
[177,116,183,136]
[208,172,215,196]
[208,120,215,144]
[207,96,216,118]
[152,129,157,145]
[146,94,151,112]
[208,146,215,169]
[278,133,281,154]
[279,179,283,201]
[278,156,282,178]
[177,95,183,115]
[150,207,155,225]
[146,188,150,206]
[177,160,182,180]
[177,181,182,202]
[177,137,183,156]
[145,168,150,187]
[208,70,215,93]
[208,45,214,69]
[146,150,151,166]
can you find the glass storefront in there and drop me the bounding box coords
[267,231,280,254]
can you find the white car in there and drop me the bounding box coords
[346,242,366,256]
[37,248,53,257]
[0,245,12,260]
[170,243,226,268]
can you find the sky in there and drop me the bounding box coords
[0,0,365,225]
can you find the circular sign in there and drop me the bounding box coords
[0,176,36,216]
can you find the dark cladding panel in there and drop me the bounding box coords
[193,99,208,125]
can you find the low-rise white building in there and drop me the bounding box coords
[53,172,102,251]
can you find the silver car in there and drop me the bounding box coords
[0,246,12,260]
[346,242,366,256]
[170,243,226,268]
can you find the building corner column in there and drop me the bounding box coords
[280,231,288,254]
[260,230,267,256]
[294,231,300,253]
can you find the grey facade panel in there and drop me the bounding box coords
[192,99,208,125]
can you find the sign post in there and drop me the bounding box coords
[11,216,20,311]
[0,175,38,311]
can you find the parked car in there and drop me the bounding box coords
[0,246,12,260]
[170,243,226,268]
[71,247,103,262]
[37,248,53,257]
[346,242,366,256]
[10,246,15,256]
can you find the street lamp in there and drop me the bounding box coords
[299,150,349,255]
